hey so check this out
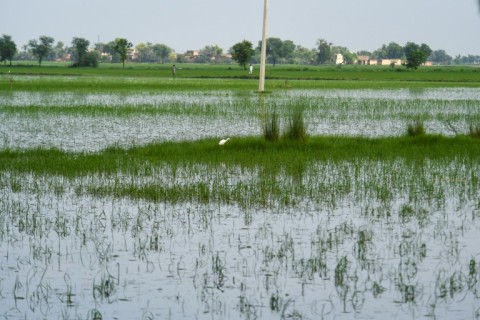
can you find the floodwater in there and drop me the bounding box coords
[1,88,480,320]
[1,88,479,152]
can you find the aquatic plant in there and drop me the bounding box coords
[407,119,426,137]
[283,106,307,142]
[262,109,280,142]
[469,123,480,138]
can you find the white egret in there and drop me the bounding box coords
[219,138,230,145]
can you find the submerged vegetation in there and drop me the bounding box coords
[1,135,479,207]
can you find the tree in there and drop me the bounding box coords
[331,46,356,64]
[52,41,67,61]
[429,50,452,65]
[113,38,133,68]
[230,40,255,69]
[404,42,431,69]
[0,35,17,66]
[385,42,404,59]
[257,38,296,66]
[135,43,173,63]
[316,39,332,65]
[28,36,54,66]
[153,44,173,63]
[71,37,90,66]
[264,37,283,66]
[136,42,156,62]
[292,46,316,65]
[373,42,403,59]
[96,42,119,62]
[199,45,223,63]
[282,40,296,63]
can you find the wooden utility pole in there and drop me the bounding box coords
[259,0,268,92]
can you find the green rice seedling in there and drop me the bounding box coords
[407,119,426,137]
[93,274,117,301]
[88,308,102,320]
[283,106,307,142]
[64,273,75,307]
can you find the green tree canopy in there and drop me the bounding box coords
[28,35,54,66]
[373,42,404,59]
[153,44,173,63]
[136,42,156,62]
[135,43,173,63]
[113,38,133,68]
[292,45,316,65]
[257,38,296,66]
[404,42,431,69]
[429,50,452,65]
[51,41,67,61]
[316,39,332,65]
[230,40,255,69]
[71,37,90,66]
[0,34,17,66]
[95,42,120,63]
[331,46,357,64]
[198,45,223,63]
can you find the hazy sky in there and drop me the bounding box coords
[2,0,479,56]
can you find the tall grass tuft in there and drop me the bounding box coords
[263,109,280,142]
[284,107,307,142]
[407,119,426,137]
[469,123,480,138]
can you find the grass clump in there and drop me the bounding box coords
[262,109,280,142]
[407,119,426,137]
[283,107,307,142]
[469,123,480,138]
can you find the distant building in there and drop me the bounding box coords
[379,59,403,66]
[128,47,138,61]
[357,56,373,65]
[357,56,370,65]
[185,50,199,57]
[335,53,344,65]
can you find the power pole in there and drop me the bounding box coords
[259,0,268,92]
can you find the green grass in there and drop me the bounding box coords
[2,63,479,92]
[3,135,478,208]
[2,135,479,177]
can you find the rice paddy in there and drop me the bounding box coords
[1,66,480,319]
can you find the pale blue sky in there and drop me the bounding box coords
[2,0,479,56]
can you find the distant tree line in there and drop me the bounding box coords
[2,34,480,68]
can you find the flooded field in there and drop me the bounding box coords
[1,88,480,152]
[1,86,480,319]
[1,158,480,320]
